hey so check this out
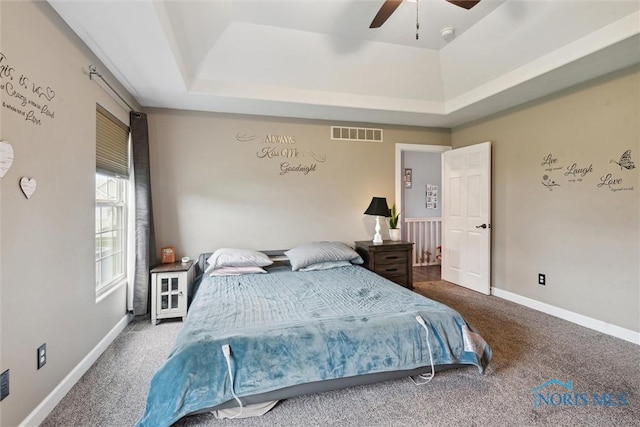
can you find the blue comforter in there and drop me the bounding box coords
[136,265,491,426]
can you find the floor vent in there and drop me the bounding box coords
[331,126,383,142]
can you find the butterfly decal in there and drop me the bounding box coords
[610,150,635,170]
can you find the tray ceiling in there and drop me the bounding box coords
[48,0,640,127]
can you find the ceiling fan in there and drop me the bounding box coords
[370,0,481,29]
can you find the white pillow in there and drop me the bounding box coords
[205,248,273,274]
[209,266,267,276]
[285,241,363,271]
[298,260,352,272]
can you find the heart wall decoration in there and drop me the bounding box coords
[20,177,37,199]
[0,140,15,179]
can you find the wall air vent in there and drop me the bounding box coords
[331,126,383,142]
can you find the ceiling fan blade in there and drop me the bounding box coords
[446,0,481,10]
[370,0,403,29]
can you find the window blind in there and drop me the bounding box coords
[96,104,130,177]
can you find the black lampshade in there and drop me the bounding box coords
[364,197,390,217]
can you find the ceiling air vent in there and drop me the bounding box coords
[331,126,383,142]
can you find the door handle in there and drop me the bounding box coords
[476,223,490,229]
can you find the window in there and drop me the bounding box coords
[95,174,127,291]
[95,105,130,294]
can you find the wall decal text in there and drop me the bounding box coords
[280,163,316,175]
[596,173,634,192]
[539,151,635,193]
[236,132,326,176]
[0,52,58,126]
[541,154,562,172]
[564,163,593,183]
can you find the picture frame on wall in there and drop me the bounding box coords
[426,184,438,209]
[404,168,412,188]
[161,247,176,264]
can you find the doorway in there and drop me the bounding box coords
[395,144,450,282]
[395,142,492,294]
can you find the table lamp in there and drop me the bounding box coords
[364,197,390,244]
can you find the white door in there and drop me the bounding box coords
[441,142,491,294]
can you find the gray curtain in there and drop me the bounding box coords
[130,112,158,315]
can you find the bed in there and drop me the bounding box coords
[136,244,491,427]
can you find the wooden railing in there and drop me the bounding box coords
[404,217,442,266]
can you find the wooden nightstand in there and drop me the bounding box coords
[150,260,195,325]
[355,240,414,289]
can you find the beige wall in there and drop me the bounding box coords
[147,109,450,258]
[0,2,134,425]
[452,66,640,332]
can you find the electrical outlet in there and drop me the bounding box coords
[0,369,9,401]
[538,273,546,286]
[37,343,47,370]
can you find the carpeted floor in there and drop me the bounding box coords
[41,281,640,426]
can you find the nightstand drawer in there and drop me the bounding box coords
[377,269,407,284]
[384,273,410,288]
[375,261,405,274]
[374,251,408,266]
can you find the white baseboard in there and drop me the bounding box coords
[491,287,640,345]
[20,313,133,427]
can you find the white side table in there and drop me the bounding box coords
[150,260,195,325]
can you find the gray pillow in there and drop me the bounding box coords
[299,260,352,272]
[205,248,273,274]
[285,242,363,271]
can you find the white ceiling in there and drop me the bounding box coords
[48,0,640,128]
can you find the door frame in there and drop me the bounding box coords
[394,143,451,225]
